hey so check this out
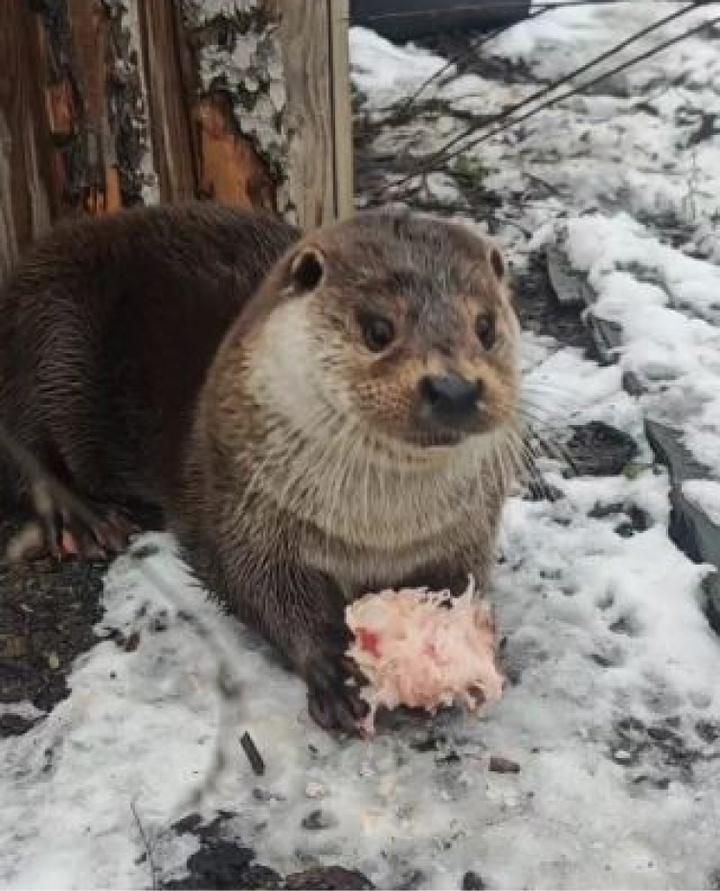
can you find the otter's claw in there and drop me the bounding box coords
[306,649,369,734]
[6,484,139,563]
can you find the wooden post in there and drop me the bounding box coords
[137,0,197,204]
[329,0,354,222]
[279,0,353,227]
[0,0,354,281]
[182,0,354,229]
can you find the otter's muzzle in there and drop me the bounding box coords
[419,373,481,427]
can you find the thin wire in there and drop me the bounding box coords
[373,2,717,198]
[533,0,715,7]
[367,0,713,116]
[360,0,708,22]
[395,8,550,113]
[434,10,720,169]
[396,26,511,112]
[360,0,532,20]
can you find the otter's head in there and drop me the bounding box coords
[245,212,521,452]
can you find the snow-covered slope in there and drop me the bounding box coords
[2,4,720,888]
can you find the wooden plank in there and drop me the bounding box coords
[328,0,354,220]
[137,0,197,203]
[0,2,54,280]
[279,0,336,229]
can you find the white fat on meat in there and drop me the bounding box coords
[346,578,504,733]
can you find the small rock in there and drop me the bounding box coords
[696,720,720,744]
[462,870,486,890]
[122,631,141,653]
[396,869,425,890]
[285,867,374,890]
[488,755,520,774]
[149,612,169,633]
[588,501,624,519]
[704,573,720,635]
[171,812,203,835]
[0,714,37,737]
[163,840,279,890]
[301,808,337,831]
[410,732,445,752]
[436,750,461,766]
[305,781,326,799]
[252,787,285,803]
[565,421,639,477]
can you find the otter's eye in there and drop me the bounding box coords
[360,314,395,352]
[476,313,496,350]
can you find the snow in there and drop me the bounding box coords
[683,480,720,528]
[351,28,446,100]
[3,485,720,890]
[3,3,720,889]
[351,2,720,262]
[560,211,720,477]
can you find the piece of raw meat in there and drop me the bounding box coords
[346,578,504,733]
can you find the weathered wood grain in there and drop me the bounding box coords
[0,0,354,274]
[193,93,276,211]
[329,0,354,220]
[67,0,121,214]
[179,0,281,213]
[138,0,197,203]
[279,0,336,229]
[0,2,54,280]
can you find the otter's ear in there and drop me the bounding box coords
[489,246,505,281]
[289,248,325,293]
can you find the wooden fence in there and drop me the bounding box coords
[0,0,353,281]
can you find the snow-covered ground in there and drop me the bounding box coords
[2,3,720,889]
[352,0,720,261]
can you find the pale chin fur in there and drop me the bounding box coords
[245,300,521,557]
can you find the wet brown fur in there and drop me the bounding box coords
[173,211,523,728]
[0,203,522,731]
[0,202,298,511]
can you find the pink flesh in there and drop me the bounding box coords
[346,579,504,734]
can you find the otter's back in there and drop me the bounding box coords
[0,202,299,506]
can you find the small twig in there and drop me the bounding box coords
[240,730,266,776]
[130,800,159,891]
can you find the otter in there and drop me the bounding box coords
[0,202,524,731]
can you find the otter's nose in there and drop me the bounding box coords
[419,374,480,421]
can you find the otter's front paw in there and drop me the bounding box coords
[305,642,368,733]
